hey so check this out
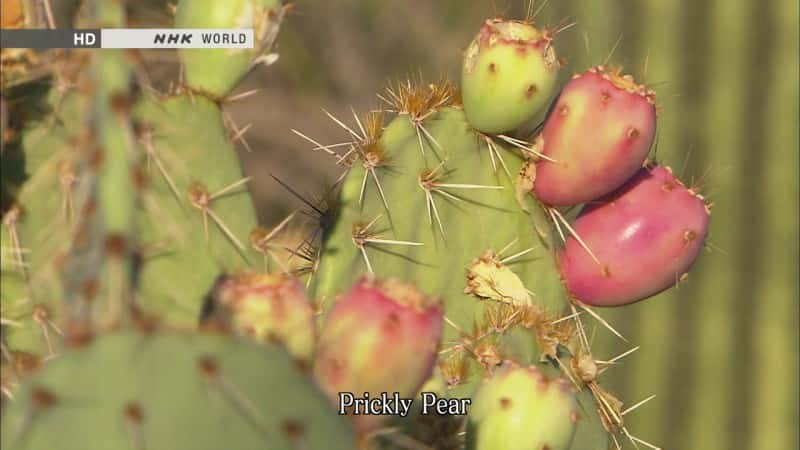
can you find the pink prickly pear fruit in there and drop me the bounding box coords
[202,273,316,361]
[558,164,710,306]
[533,66,657,206]
[314,277,443,431]
[462,19,561,134]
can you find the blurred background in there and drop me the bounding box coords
[6,0,799,448]
[229,1,800,449]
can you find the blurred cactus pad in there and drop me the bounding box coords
[1,1,798,450]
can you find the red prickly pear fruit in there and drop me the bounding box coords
[462,19,561,134]
[557,164,710,306]
[533,66,657,206]
[314,277,443,431]
[202,273,316,361]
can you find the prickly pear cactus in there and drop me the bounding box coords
[0,330,356,450]
[300,11,710,450]
[307,81,612,450]
[0,0,286,357]
[1,2,713,450]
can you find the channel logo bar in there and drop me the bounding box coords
[0,29,255,49]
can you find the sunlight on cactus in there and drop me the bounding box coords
[8,1,787,450]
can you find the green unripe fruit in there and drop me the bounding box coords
[461,19,561,134]
[466,364,580,450]
[175,0,283,98]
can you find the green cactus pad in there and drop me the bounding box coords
[1,88,262,355]
[308,90,612,448]
[461,19,560,134]
[312,104,569,388]
[466,364,579,450]
[175,0,284,98]
[133,93,261,327]
[0,330,356,450]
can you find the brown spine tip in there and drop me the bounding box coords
[104,234,127,257]
[30,387,57,410]
[110,93,133,115]
[281,419,306,441]
[488,62,497,73]
[558,104,569,116]
[131,166,147,191]
[12,352,42,376]
[684,229,697,243]
[383,312,401,330]
[499,397,512,409]
[31,304,51,325]
[600,91,611,103]
[123,403,144,425]
[81,278,100,300]
[627,127,640,140]
[197,356,219,382]
[65,322,95,348]
[525,83,538,98]
[89,146,105,170]
[601,265,611,278]
[187,182,210,210]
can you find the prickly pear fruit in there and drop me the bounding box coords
[175,0,284,98]
[314,277,443,431]
[558,164,710,306]
[0,331,357,450]
[466,363,579,450]
[462,19,560,134]
[201,272,316,361]
[533,66,657,206]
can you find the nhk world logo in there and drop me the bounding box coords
[0,29,255,49]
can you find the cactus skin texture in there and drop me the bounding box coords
[1,0,266,357]
[1,0,145,354]
[558,164,710,306]
[0,86,262,357]
[132,94,261,327]
[201,272,316,361]
[312,103,572,368]
[314,277,443,431]
[465,363,579,450]
[0,331,356,450]
[461,19,560,134]
[532,66,657,206]
[175,0,284,98]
